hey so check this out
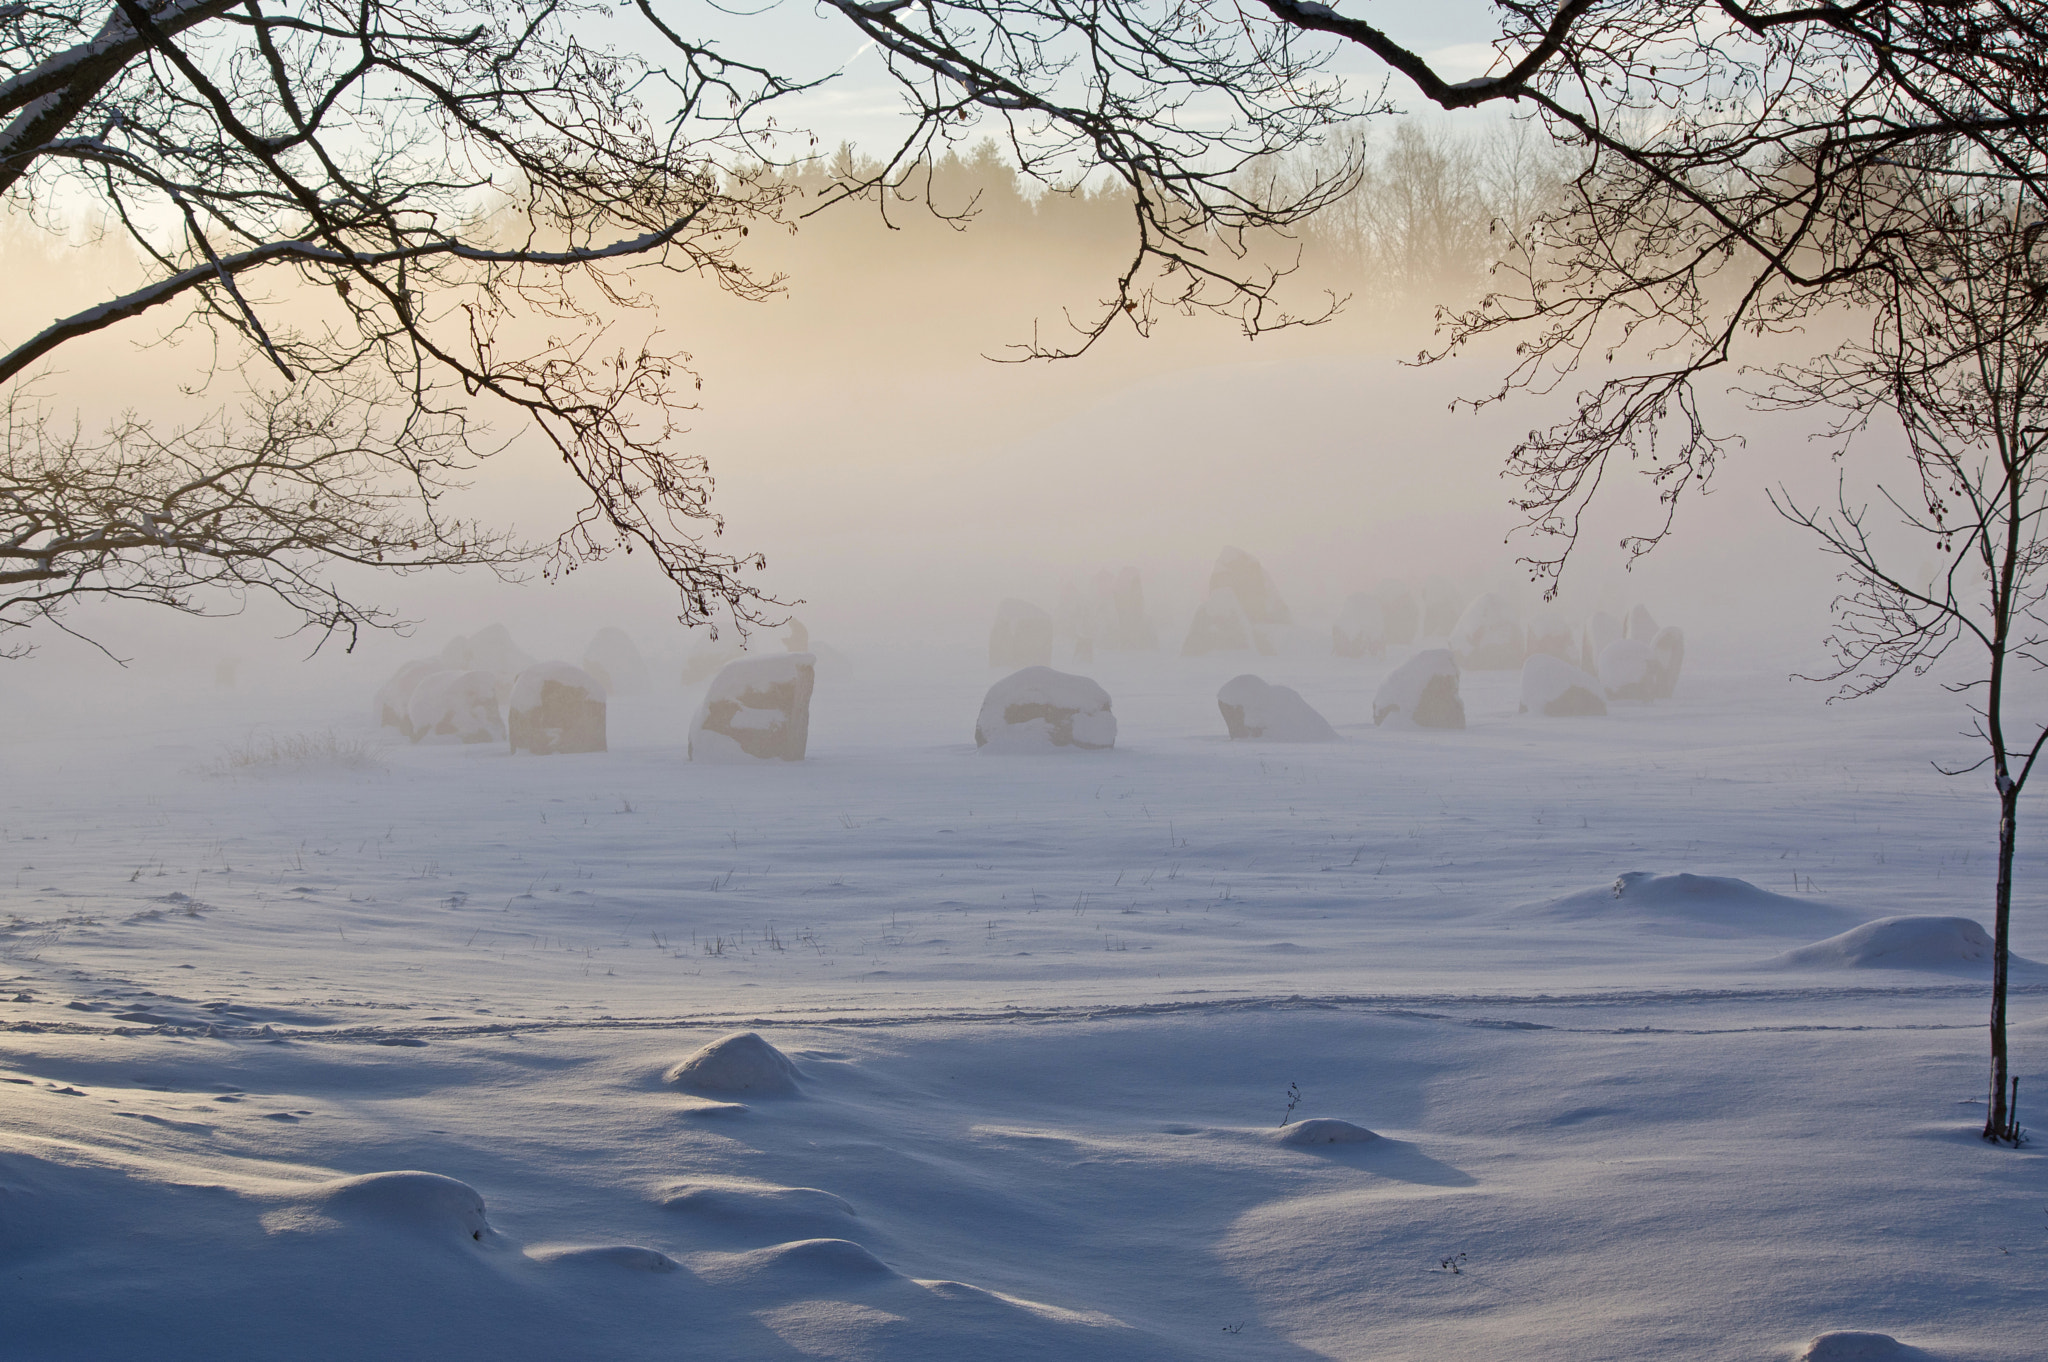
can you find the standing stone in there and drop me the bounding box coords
[690,654,815,762]
[1332,593,1388,659]
[1373,649,1465,730]
[509,663,608,755]
[1209,547,1291,625]
[989,598,1055,669]
[407,669,505,745]
[975,667,1116,752]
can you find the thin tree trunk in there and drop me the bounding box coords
[1985,786,2016,1141]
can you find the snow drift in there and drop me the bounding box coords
[665,1031,802,1094]
[1526,871,1872,937]
[1775,915,2033,973]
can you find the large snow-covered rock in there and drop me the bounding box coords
[1217,675,1339,742]
[1095,566,1158,651]
[1598,638,1657,701]
[1209,547,1290,625]
[1524,612,1577,663]
[1449,593,1525,670]
[989,598,1055,670]
[1182,587,1257,657]
[508,662,607,756]
[582,627,649,695]
[1649,625,1685,700]
[1625,603,1660,642]
[975,667,1116,752]
[690,654,815,762]
[406,669,505,745]
[1372,649,1465,729]
[1518,654,1607,717]
[1331,593,1387,659]
[372,659,440,738]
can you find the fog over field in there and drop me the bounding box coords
[6,18,2047,1358]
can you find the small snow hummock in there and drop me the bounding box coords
[1331,593,1387,658]
[1182,586,1256,657]
[1217,674,1338,741]
[581,625,649,695]
[1795,1331,1924,1361]
[1598,638,1658,701]
[989,598,1055,669]
[507,662,606,756]
[1529,871,1869,938]
[1518,653,1607,717]
[976,666,1116,752]
[665,1031,802,1094]
[1776,916,2007,972]
[1449,592,1525,670]
[406,669,504,745]
[1372,648,1465,729]
[689,653,815,762]
[1274,1118,1377,1146]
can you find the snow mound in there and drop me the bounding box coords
[310,1170,493,1241]
[1275,1118,1378,1146]
[1528,871,1871,938]
[507,662,606,756]
[1217,674,1338,741]
[665,1031,802,1094]
[405,670,503,745]
[975,667,1116,752]
[1372,649,1464,730]
[531,1243,678,1271]
[1519,653,1607,717]
[741,1237,895,1277]
[689,654,814,762]
[989,598,1055,669]
[1794,1331,1927,1361]
[1776,915,2015,972]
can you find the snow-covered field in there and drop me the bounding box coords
[4,648,2044,1359]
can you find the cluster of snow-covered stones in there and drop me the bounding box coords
[373,624,628,755]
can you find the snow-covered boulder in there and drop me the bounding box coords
[689,654,815,762]
[989,598,1055,670]
[406,669,504,745]
[1598,638,1657,701]
[1374,580,1420,645]
[1182,587,1256,657]
[975,667,1116,752]
[665,1032,802,1095]
[1449,593,1525,670]
[1518,654,1607,717]
[372,659,440,738]
[1209,547,1290,625]
[1217,675,1339,742]
[1331,593,1387,659]
[1095,566,1158,651]
[1794,1331,1926,1361]
[1625,603,1660,642]
[508,662,607,756]
[1649,625,1685,700]
[1372,649,1465,730]
[582,626,649,695]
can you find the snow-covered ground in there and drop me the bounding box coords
[3,648,2044,1359]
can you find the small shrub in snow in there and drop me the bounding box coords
[210,731,385,774]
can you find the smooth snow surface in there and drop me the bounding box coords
[3,652,2045,1361]
[1775,916,2034,973]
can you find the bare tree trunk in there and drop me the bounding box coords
[1986,784,2016,1141]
